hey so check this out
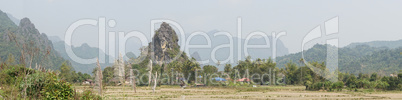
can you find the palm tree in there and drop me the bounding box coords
[224,64,232,73]
[299,58,304,84]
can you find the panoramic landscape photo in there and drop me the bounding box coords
[0,0,401,99]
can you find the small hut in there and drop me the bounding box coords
[82,79,94,85]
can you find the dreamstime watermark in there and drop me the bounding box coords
[64,16,339,82]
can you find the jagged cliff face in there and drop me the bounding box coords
[149,22,181,64]
[133,22,194,74]
[0,10,67,70]
[17,18,53,50]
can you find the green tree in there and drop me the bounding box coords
[224,64,232,74]
[182,58,201,82]
[370,73,378,81]
[375,80,389,90]
[285,61,298,85]
[203,65,218,75]
[77,72,84,82]
[70,70,79,83]
[102,66,115,85]
[59,62,72,82]
[346,75,357,89]
[332,81,344,91]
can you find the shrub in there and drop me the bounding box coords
[331,81,344,91]
[19,72,47,98]
[1,65,101,99]
[41,80,74,99]
[78,90,102,100]
[309,82,324,90]
[323,81,332,90]
[356,79,370,88]
[375,81,389,90]
[398,84,402,91]
[19,70,75,99]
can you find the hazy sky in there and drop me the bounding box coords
[1,0,402,54]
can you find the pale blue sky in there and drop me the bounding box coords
[1,0,402,54]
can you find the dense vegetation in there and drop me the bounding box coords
[283,61,402,91]
[59,62,92,83]
[276,44,402,76]
[0,55,100,99]
[119,54,402,91]
[0,11,101,99]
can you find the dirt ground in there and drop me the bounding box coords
[74,85,402,100]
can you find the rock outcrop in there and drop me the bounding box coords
[149,22,181,64]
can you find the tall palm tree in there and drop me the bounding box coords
[299,58,304,84]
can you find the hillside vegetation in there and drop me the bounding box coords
[0,10,67,70]
[276,44,401,75]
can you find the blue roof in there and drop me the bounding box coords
[212,77,226,81]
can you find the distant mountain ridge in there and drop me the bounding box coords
[48,36,62,43]
[276,43,401,76]
[6,13,19,25]
[346,39,402,49]
[52,41,113,74]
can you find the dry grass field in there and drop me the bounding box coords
[74,85,402,100]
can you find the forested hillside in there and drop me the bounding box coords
[276,44,402,76]
[0,10,67,70]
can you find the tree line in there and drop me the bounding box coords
[50,50,402,91]
[63,55,402,92]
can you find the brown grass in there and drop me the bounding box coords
[73,85,402,100]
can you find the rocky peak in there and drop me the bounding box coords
[19,18,32,26]
[15,18,54,54]
[18,18,40,35]
[0,13,67,70]
[153,22,179,49]
[150,22,180,63]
